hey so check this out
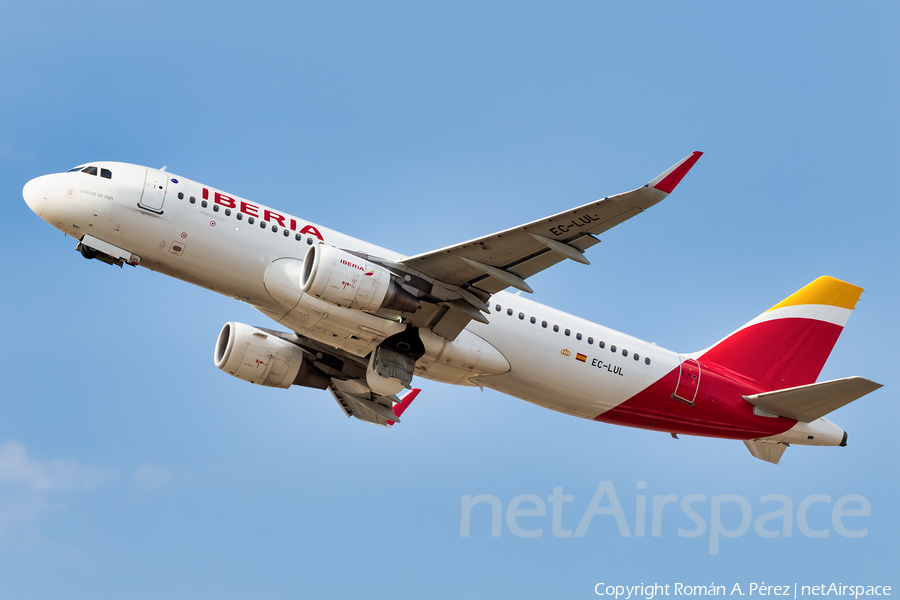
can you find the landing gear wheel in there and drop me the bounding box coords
[80,244,99,260]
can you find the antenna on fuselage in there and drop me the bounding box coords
[160,166,167,172]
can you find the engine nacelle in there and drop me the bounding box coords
[214,322,329,389]
[300,244,418,313]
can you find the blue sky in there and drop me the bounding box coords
[1,1,898,598]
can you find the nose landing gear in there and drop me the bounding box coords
[79,244,100,260]
[75,235,140,268]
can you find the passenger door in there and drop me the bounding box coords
[139,169,168,212]
[673,358,701,405]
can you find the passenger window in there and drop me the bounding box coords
[622,349,628,357]
[576,333,582,341]
[645,357,651,365]
[260,221,267,229]
[518,313,524,320]
[565,329,571,336]
[236,213,243,220]
[634,353,640,361]
[178,192,184,200]
[588,337,594,345]
[283,229,289,237]
[189,196,196,204]
[100,168,112,179]
[248,217,255,224]
[296,233,302,241]
[530,317,536,324]
[307,238,313,245]
[213,204,219,212]
[553,325,559,332]
[225,209,231,216]
[507,308,513,316]
[599,341,605,349]
[201,200,208,208]
[495,304,501,312]
[611,345,617,353]
[81,166,97,176]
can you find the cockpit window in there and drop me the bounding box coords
[81,166,98,176]
[100,168,112,179]
[66,166,84,173]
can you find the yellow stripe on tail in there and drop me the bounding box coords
[766,276,863,312]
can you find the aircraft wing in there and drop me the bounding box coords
[400,151,702,295]
[329,380,420,427]
[253,327,422,427]
[365,152,701,338]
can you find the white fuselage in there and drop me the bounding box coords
[24,162,673,421]
[27,158,864,457]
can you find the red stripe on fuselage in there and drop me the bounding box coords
[594,318,843,439]
[594,364,796,439]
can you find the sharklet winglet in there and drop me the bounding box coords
[650,151,703,193]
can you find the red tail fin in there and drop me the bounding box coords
[697,277,863,390]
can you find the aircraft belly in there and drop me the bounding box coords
[414,329,510,386]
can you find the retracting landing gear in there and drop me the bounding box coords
[79,244,99,260]
[366,327,426,396]
[74,235,140,268]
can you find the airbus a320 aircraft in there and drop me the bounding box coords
[23,152,882,463]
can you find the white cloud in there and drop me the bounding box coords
[0,440,119,541]
[0,440,193,554]
[132,462,174,492]
[0,440,117,492]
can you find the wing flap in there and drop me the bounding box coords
[463,234,601,295]
[743,377,882,423]
[328,379,420,427]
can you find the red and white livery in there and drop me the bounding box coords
[22,153,881,463]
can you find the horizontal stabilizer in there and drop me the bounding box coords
[744,441,788,464]
[743,377,882,423]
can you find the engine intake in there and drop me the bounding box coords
[300,244,418,313]
[214,322,329,389]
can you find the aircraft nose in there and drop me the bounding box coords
[23,175,51,216]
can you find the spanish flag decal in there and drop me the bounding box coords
[576,353,587,363]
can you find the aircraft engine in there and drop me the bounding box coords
[300,244,418,313]
[214,322,329,389]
